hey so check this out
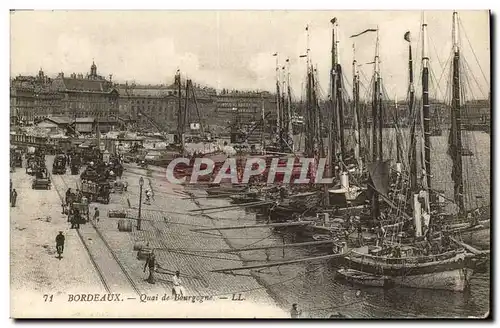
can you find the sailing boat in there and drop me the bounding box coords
[336,15,481,292]
[327,18,367,207]
[437,12,490,247]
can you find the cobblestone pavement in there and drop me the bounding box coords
[53,163,286,317]
[10,156,105,318]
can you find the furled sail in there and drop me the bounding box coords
[367,160,391,196]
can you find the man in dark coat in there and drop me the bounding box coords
[144,253,156,284]
[11,189,18,207]
[71,209,81,229]
[56,231,65,258]
[93,207,100,223]
[290,303,301,319]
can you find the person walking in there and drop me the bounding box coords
[93,207,100,224]
[55,231,65,259]
[357,224,363,246]
[10,189,18,207]
[290,303,302,319]
[73,209,81,229]
[145,189,152,205]
[144,252,156,284]
[172,270,186,296]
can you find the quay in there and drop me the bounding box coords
[11,155,287,318]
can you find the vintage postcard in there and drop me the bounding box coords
[10,10,491,319]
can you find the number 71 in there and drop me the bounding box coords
[43,294,53,302]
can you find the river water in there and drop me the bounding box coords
[188,129,491,318]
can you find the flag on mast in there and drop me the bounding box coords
[350,28,377,38]
[404,31,411,42]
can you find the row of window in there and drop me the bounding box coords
[73,111,118,118]
[130,105,175,111]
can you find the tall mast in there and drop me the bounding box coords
[352,43,362,172]
[300,25,313,157]
[261,93,266,150]
[371,27,381,161]
[281,65,287,150]
[175,70,183,145]
[335,20,345,161]
[405,31,417,194]
[306,68,313,157]
[395,95,401,164]
[183,79,190,134]
[325,18,337,208]
[376,28,383,161]
[274,53,281,137]
[286,58,294,151]
[422,16,432,193]
[330,18,338,162]
[451,11,465,213]
[370,27,381,221]
[312,66,322,156]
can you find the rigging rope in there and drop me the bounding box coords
[458,16,489,87]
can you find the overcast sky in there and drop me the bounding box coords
[10,10,490,100]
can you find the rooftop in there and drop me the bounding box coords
[74,117,95,123]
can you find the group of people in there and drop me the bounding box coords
[64,187,101,228]
[143,252,186,296]
[64,188,86,213]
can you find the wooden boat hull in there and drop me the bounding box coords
[445,218,490,249]
[336,267,473,291]
[343,251,469,276]
[337,248,477,291]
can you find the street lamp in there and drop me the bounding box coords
[138,177,144,230]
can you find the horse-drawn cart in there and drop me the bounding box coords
[81,180,111,204]
[52,154,67,174]
[67,202,90,224]
[32,170,51,190]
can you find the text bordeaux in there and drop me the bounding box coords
[67,293,123,302]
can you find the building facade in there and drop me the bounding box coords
[117,83,178,133]
[10,70,63,124]
[10,62,119,125]
[214,90,276,135]
[117,79,218,134]
[51,62,119,119]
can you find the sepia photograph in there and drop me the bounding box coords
[9,9,491,319]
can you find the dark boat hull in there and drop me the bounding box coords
[337,249,477,291]
[336,267,473,291]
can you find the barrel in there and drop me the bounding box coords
[117,219,133,232]
[137,247,152,260]
[109,209,127,218]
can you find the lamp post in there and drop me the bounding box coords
[138,177,144,230]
